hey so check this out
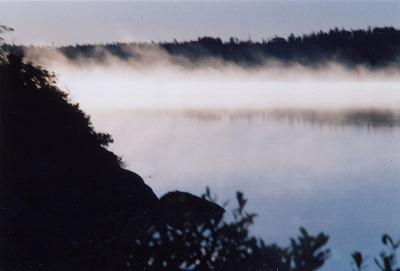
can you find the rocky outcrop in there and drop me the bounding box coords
[0,54,223,270]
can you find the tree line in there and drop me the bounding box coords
[1,27,399,270]
[3,26,400,68]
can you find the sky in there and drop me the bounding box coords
[0,1,399,45]
[1,2,400,270]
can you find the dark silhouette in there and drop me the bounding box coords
[4,26,400,69]
[0,50,331,271]
[125,189,330,271]
[352,235,400,271]
[0,25,13,43]
[0,52,157,270]
[161,27,400,68]
[1,34,398,271]
[0,51,228,270]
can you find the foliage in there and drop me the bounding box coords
[375,235,400,271]
[0,44,333,271]
[0,41,398,271]
[352,251,365,271]
[123,188,330,271]
[0,50,159,271]
[5,26,398,68]
[0,24,13,62]
[0,24,13,41]
[162,27,400,68]
[352,235,400,271]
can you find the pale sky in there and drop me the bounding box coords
[0,1,399,45]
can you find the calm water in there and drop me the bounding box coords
[87,110,400,271]
[52,64,400,270]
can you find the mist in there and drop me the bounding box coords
[3,3,400,268]
[25,45,400,114]
[20,44,400,271]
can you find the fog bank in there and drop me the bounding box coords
[21,40,400,271]
[24,46,400,122]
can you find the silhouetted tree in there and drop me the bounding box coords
[0,24,13,62]
[0,48,330,271]
[352,251,365,271]
[352,234,400,271]
[1,37,397,271]
[122,188,330,271]
[375,235,400,271]
[0,50,161,270]
[0,25,13,41]
[8,26,398,68]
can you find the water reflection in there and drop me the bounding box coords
[87,109,400,271]
[181,108,400,128]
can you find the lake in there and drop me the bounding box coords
[53,64,400,271]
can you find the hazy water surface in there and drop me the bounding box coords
[84,110,400,271]
[48,62,400,271]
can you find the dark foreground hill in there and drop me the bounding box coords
[0,52,228,270]
[0,53,159,270]
[0,49,399,271]
[0,50,332,271]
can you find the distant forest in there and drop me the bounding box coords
[1,25,400,271]
[4,26,400,68]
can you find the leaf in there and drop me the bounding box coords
[352,251,363,268]
[383,234,394,246]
